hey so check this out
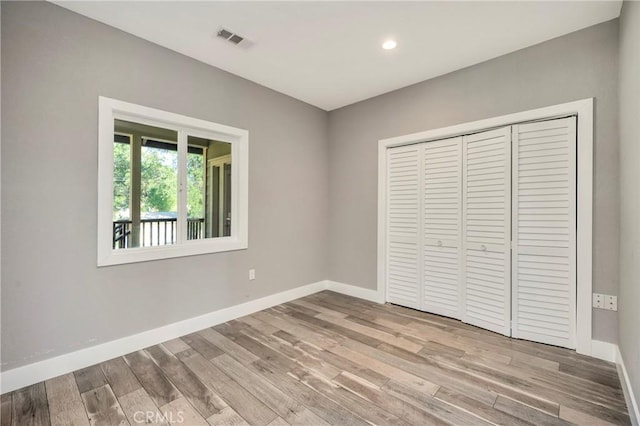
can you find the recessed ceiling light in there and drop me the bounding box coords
[382,40,397,50]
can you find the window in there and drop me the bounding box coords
[98,97,248,266]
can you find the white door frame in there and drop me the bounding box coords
[377,98,593,356]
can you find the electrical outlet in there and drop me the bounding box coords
[593,293,617,311]
[605,295,617,311]
[249,269,256,281]
[593,293,604,309]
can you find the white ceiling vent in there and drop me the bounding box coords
[216,28,252,48]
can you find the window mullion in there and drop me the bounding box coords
[130,133,142,248]
[177,130,188,244]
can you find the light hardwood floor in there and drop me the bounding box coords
[1,291,630,425]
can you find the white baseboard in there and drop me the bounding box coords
[0,280,327,394]
[326,280,384,303]
[617,346,640,425]
[591,340,617,363]
[590,341,639,423]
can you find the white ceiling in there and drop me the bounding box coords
[54,1,622,111]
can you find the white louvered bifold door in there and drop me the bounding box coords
[386,144,422,309]
[422,137,463,318]
[512,117,577,349]
[462,127,512,336]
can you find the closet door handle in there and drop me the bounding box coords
[437,240,442,246]
[481,244,487,251]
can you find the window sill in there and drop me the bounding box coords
[97,238,248,267]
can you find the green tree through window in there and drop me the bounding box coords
[140,146,178,214]
[113,141,205,219]
[113,142,131,220]
[187,152,204,218]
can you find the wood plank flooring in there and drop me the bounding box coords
[0,291,630,425]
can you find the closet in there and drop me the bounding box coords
[385,116,576,349]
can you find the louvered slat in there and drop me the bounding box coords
[462,127,511,336]
[423,137,462,318]
[386,144,421,309]
[512,117,576,349]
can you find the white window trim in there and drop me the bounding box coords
[98,96,249,266]
[377,98,593,356]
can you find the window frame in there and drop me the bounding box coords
[98,96,249,266]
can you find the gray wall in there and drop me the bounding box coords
[618,0,640,407]
[1,2,329,370]
[328,20,620,343]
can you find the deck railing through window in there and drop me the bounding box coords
[113,218,205,248]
